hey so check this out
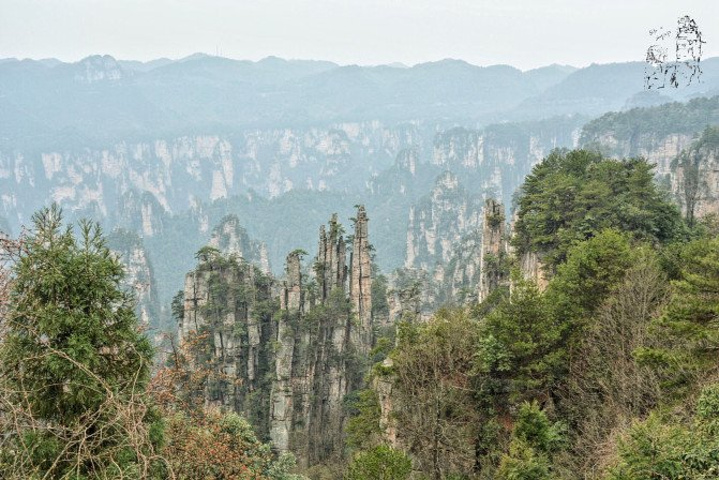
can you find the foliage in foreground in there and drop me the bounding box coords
[0,206,305,480]
[609,383,719,480]
[345,445,412,480]
[0,205,163,479]
[163,410,303,480]
[347,149,719,479]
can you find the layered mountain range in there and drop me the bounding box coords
[5,54,719,473]
[3,54,719,328]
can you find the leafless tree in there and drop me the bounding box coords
[561,251,667,477]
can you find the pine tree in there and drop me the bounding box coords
[0,205,163,479]
[497,402,565,480]
[636,236,719,393]
[345,445,412,480]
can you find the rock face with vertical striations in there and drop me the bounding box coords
[179,206,374,468]
[271,250,302,454]
[478,199,508,303]
[402,171,484,310]
[317,214,348,302]
[106,229,162,330]
[670,127,719,222]
[519,250,550,291]
[350,206,372,351]
[179,248,276,438]
[209,214,271,273]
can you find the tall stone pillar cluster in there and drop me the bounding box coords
[271,205,373,464]
[317,213,348,301]
[180,205,373,468]
[478,198,508,303]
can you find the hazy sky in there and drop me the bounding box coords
[1,0,716,70]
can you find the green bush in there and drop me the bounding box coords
[345,445,412,480]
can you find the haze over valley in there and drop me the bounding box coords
[4,2,719,478]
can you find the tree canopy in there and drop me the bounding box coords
[513,149,685,268]
[0,205,162,479]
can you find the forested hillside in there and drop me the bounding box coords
[4,49,719,479]
[5,140,719,478]
[347,149,719,479]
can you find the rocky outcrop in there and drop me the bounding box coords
[180,251,274,411]
[106,229,161,329]
[403,172,484,307]
[390,118,582,311]
[180,206,374,467]
[209,214,271,273]
[387,268,434,324]
[519,250,550,291]
[584,131,694,177]
[374,359,399,447]
[280,251,303,312]
[317,214,347,301]
[117,190,166,238]
[350,206,372,351]
[478,199,508,302]
[268,206,373,464]
[432,119,583,206]
[405,172,483,271]
[271,251,301,454]
[671,127,719,221]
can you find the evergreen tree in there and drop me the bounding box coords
[608,383,719,480]
[0,205,162,479]
[637,236,719,393]
[497,402,565,480]
[513,149,684,269]
[345,445,412,480]
[476,276,557,405]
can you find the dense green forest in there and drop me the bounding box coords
[2,147,719,479]
[344,150,719,479]
[0,207,304,479]
[580,96,719,153]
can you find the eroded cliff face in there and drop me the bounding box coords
[403,172,483,307]
[405,172,482,270]
[270,207,373,465]
[581,126,719,221]
[431,120,582,206]
[672,127,719,221]
[589,132,694,177]
[518,250,550,291]
[478,199,509,303]
[209,214,271,274]
[106,229,161,330]
[390,119,581,310]
[579,97,719,219]
[0,123,421,229]
[350,206,373,352]
[179,207,373,467]
[180,250,276,437]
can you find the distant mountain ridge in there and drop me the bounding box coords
[3,53,719,329]
[4,54,717,150]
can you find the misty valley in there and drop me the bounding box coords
[2,47,719,480]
